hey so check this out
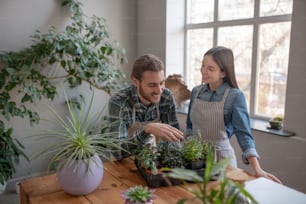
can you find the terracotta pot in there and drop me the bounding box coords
[56,154,103,195]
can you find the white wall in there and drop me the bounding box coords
[284,0,306,138]
[137,0,166,63]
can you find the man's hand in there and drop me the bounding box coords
[144,123,184,141]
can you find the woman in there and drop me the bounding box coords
[186,46,281,183]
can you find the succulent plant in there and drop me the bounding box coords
[121,185,156,204]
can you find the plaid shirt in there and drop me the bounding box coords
[108,85,180,158]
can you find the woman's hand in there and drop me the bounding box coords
[254,168,282,184]
[248,156,282,184]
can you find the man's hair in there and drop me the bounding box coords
[131,54,164,81]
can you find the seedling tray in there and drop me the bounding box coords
[135,160,182,188]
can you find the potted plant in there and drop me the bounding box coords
[134,146,165,188]
[158,141,184,169]
[31,91,129,195]
[121,185,156,204]
[135,142,186,188]
[0,0,127,186]
[182,136,207,170]
[168,145,258,204]
[269,115,283,130]
[157,141,184,186]
[135,146,160,175]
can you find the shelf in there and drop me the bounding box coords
[250,119,295,137]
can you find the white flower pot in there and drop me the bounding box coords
[56,154,104,195]
[0,182,7,194]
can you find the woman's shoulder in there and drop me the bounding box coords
[227,87,247,103]
[229,87,243,95]
[229,88,244,96]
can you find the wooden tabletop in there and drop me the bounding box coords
[19,157,254,204]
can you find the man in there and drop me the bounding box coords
[108,54,184,159]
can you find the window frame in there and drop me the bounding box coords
[184,0,292,120]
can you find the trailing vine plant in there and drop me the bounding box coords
[0,0,127,185]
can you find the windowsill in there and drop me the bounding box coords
[250,118,295,137]
[176,104,296,137]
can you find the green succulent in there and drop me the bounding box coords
[121,185,156,203]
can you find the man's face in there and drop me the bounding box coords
[133,70,165,106]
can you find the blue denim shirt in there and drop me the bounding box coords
[186,83,260,164]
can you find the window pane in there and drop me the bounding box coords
[186,29,213,88]
[260,0,293,16]
[218,26,253,109]
[219,0,254,20]
[187,0,214,24]
[256,22,291,117]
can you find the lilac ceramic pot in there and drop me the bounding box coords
[56,154,103,195]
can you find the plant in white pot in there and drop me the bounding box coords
[31,90,128,195]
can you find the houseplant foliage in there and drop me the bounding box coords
[182,134,211,170]
[135,146,160,175]
[158,141,184,169]
[121,185,156,204]
[31,91,128,195]
[168,145,258,204]
[0,0,127,185]
[134,142,184,188]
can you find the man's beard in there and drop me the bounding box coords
[138,85,161,105]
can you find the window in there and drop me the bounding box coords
[185,0,292,119]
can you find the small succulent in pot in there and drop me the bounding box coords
[269,115,283,130]
[121,185,156,204]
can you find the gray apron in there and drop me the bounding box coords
[127,104,160,147]
[190,87,237,167]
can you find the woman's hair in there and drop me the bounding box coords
[131,54,164,81]
[204,46,239,88]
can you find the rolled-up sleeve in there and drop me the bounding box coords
[231,91,260,164]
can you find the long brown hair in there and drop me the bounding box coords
[204,46,239,89]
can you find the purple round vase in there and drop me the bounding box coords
[56,154,103,195]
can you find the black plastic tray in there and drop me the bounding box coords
[135,160,182,188]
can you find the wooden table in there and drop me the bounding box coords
[20,157,254,204]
